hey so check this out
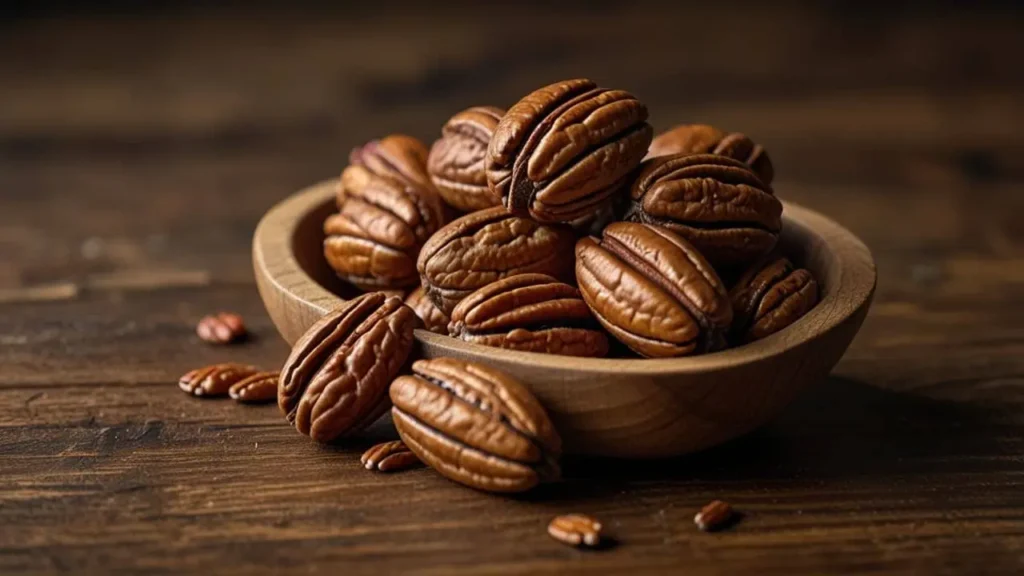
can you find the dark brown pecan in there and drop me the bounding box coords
[548,514,603,548]
[694,500,736,532]
[647,124,774,184]
[179,363,260,398]
[228,371,279,403]
[360,440,423,472]
[624,153,782,273]
[575,222,733,358]
[390,357,561,493]
[324,135,447,290]
[417,206,576,315]
[449,273,609,357]
[196,312,246,344]
[427,106,505,213]
[486,78,653,223]
[279,292,419,443]
[404,286,450,334]
[730,256,818,343]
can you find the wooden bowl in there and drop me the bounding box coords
[254,180,876,458]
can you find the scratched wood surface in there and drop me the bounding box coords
[2,2,1024,574]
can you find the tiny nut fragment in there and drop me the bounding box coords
[647,124,774,184]
[360,440,423,473]
[548,514,603,548]
[390,357,561,493]
[196,312,246,344]
[694,500,735,532]
[404,286,450,334]
[730,256,818,343]
[427,106,505,213]
[179,363,260,398]
[228,371,280,404]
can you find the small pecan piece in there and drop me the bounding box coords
[548,514,603,548]
[576,222,733,358]
[279,292,419,443]
[417,206,576,315]
[390,358,561,493]
[196,312,246,344]
[228,371,279,403]
[179,363,260,398]
[486,78,653,223]
[730,256,818,343]
[404,286,450,334]
[324,135,447,290]
[449,273,609,357]
[694,500,736,532]
[360,440,423,472]
[427,106,505,213]
[624,153,782,273]
[647,124,774,184]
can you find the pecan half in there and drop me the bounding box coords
[279,292,419,443]
[417,206,576,315]
[196,312,246,344]
[624,153,782,273]
[449,273,609,357]
[730,256,818,343]
[548,514,603,548]
[694,500,736,532]
[404,285,450,334]
[427,106,505,213]
[390,358,561,493]
[360,440,423,472]
[324,135,447,290]
[228,371,279,403]
[486,78,653,223]
[647,124,774,184]
[179,363,260,398]
[575,222,733,358]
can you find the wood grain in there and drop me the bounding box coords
[2,2,1023,574]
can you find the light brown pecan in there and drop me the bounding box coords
[196,312,246,344]
[417,206,576,315]
[390,358,561,493]
[449,273,609,357]
[624,153,782,273]
[360,440,423,472]
[548,514,603,548]
[694,500,736,532]
[647,124,774,184]
[228,371,279,403]
[323,135,447,290]
[486,78,652,223]
[575,222,733,358]
[179,363,260,398]
[427,106,505,213]
[404,286,450,334]
[279,292,419,443]
[730,256,818,343]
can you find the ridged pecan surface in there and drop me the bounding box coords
[647,124,774,184]
[730,256,818,343]
[427,106,505,213]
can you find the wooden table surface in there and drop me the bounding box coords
[2,3,1023,574]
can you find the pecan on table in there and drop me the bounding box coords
[228,371,279,404]
[624,153,782,273]
[279,292,419,443]
[448,273,609,357]
[323,135,447,290]
[179,363,260,398]
[390,357,561,493]
[647,124,774,184]
[417,206,576,315]
[575,222,733,358]
[427,106,505,213]
[548,514,603,548]
[403,285,450,334]
[730,256,818,343]
[486,78,652,224]
[196,312,246,344]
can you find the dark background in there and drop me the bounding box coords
[2,2,1023,574]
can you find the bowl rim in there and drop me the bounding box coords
[254,179,876,376]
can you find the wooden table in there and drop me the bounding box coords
[2,3,1023,574]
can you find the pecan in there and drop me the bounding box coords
[196,312,246,344]
[390,358,561,493]
[486,78,652,223]
[179,363,260,398]
[694,500,735,532]
[404,286,450,334]
[427,106,505,213]
[575,222,733,358]
[624,153,782,273]
[449,273,609,357]
[548,514,603,548]
[647,124,774,184]
[417,206,576,315]
[730,256,818,343]
[279,292,419,443]
[360,440,423,472]
[323,135,447,290]
[228,371,279,403]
